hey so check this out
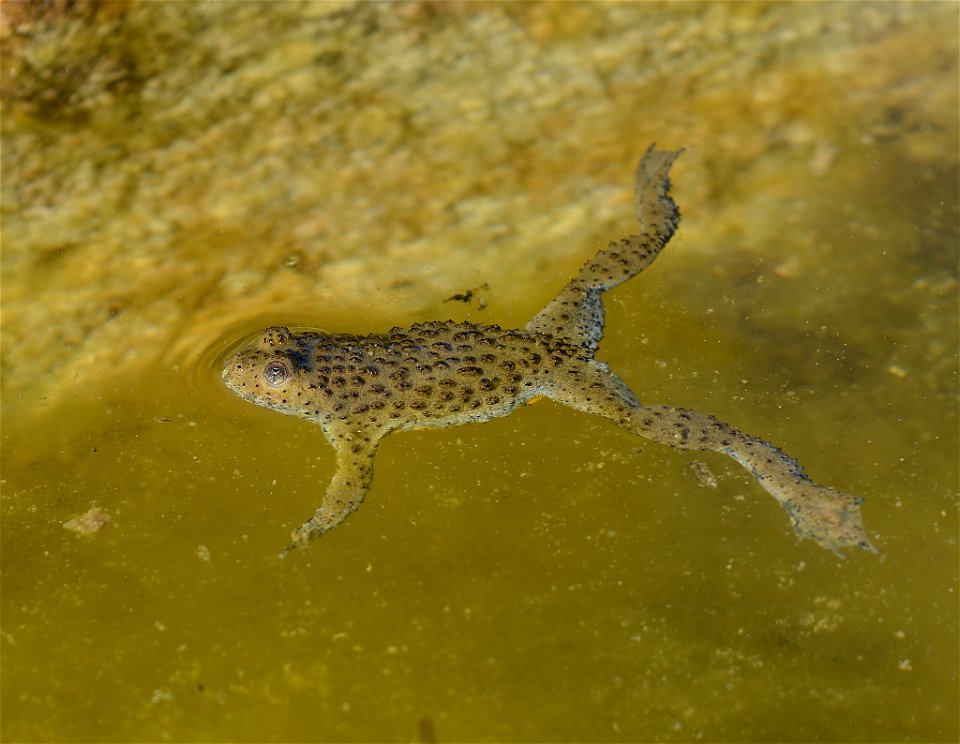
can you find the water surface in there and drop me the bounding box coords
[2,2,957,741]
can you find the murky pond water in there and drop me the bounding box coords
[2,2,957,742]
[4,234,956,741]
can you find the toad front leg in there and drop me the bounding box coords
[280,431,380,557]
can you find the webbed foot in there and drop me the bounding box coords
[278,517,330,558]
[779,483,878,555]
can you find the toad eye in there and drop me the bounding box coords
[263,360,292,387]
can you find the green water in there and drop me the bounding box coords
[3,235,957,741]
[2,2,958,741]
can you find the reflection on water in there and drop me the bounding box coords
[2,2,957,742]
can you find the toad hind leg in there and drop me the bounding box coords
[280,432,380,558]
[628,405,876,554]
[528,147,873,553]
[526,145,683,352]
[544,365,877,554]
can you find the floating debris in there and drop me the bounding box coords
[63,506,111,536]
[444,282,490,305]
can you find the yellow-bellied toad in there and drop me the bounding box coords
[223,146,876,558]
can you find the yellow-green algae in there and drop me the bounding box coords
[1,2,957,741]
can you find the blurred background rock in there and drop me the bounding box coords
[2,0,955,411]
